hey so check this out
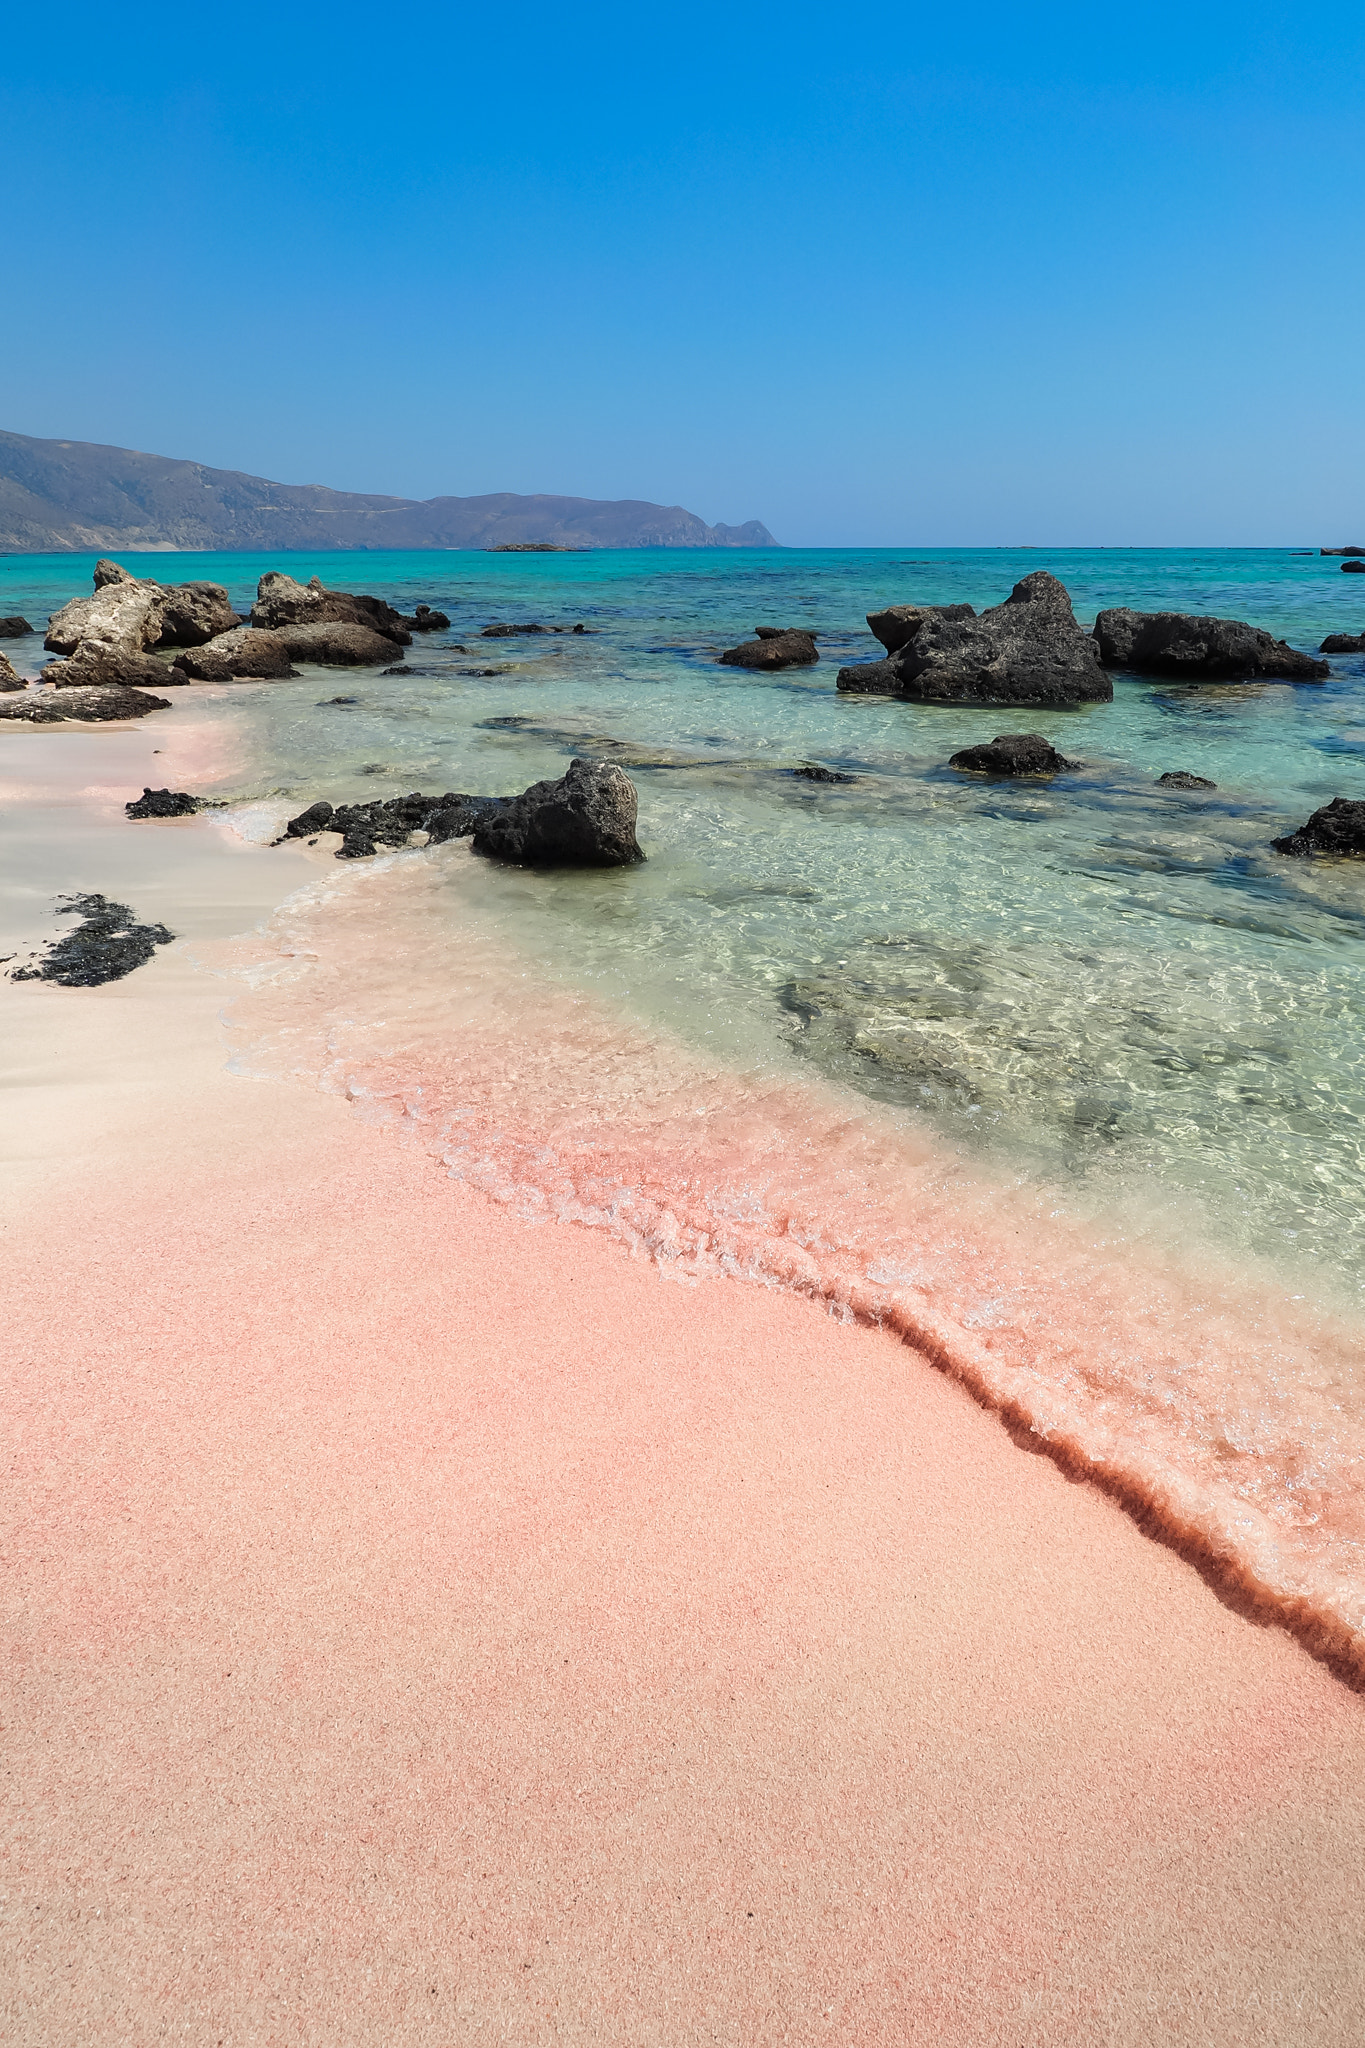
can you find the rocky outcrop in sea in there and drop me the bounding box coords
[838,574,1111,707]
[1093,609,1329,681]
[719,628,819,670]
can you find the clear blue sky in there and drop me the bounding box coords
[2,1,1361,544]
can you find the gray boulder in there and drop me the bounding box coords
[472,757,644,867]
[1093,608,1329,681]
[0,685,170,722]
[719,629,818,670]
[250,571,411,644]
[867,602,975,654]
[949,733,1076,775]
[41,641,185,690]
[0,651,21,690]
[1321,634,1365,653]
[1272,797,1365,858]
[172,626,297,680]
[0,616,33,637]
[272,621,411,666]
[44,561,237,653]
[888,572,1112,707]
[836,658,902,694]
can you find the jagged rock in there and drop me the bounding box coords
[791,762,856,783]
[949,733,1076,775]
[867,603,976,654]
[1094,609,1329,681]
[0,616,33,637]
[280,791,501,859]
[126,787,203,818]
[9,893,174,986]
[249,572,410,643]
[409,605,451,630]
[1272,797,1365,858]
[1321,634,1365,653]
[45,562,237,653]
[381,664,414,676]
[42,642,185,690]
[1157,771,1217,790]
[1344,561,1365,574]
[482,621,549,636]
[0,685,170,722]
[272,621,411,667]
[719,629,819,670]
[0,651,21,690]
[885,573,1111,707]
[472,758,644,867]
[835,659,902,694]
[173,626,297,680]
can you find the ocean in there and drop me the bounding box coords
[4,544,1364,1670]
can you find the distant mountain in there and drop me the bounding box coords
[0,430,779,554]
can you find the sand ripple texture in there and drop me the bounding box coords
[218,851,1365,1682]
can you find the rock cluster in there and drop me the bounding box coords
[1272,798,1365,858]
[1093,609,1329,681]
[9,893,175,985]
[125,788,203,818]
[250,572,412,643]
[949,733,1076,775]
[45,560,239,655]
[283,791,498,860]
[719,628,819,670]
[839,574,1111,707]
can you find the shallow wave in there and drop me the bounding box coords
[218,849,1365,1681]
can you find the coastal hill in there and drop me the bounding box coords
[0,430,778,554]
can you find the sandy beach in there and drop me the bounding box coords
[4,735,1365,2043]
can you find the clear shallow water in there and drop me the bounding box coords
[6,546,1365,1669]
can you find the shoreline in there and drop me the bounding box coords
[5,893,1365,2042]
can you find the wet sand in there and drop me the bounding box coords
[4,902,1365,2043]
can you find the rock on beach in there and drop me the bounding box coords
[45,560,238,655]
[173,626,298,680]
[472,758,644,867]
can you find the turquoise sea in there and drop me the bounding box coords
[5,545,1365,1664]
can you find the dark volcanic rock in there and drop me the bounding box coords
[42,642,184,690]
[125,787,203,818]
[273,621,410,667]
[408,605,451,631]
[0,616,33,637]
[1321,634,1365,654]
[1321,547,1365,556]
[1157,771,1218,790]
[10,894,174,986]
[1272,797,1365,858]
[949,733,1076,775]
[0,685,171,722]
[250,572,411,644]
[280,791,501,859]
[173,626,297,680]
[792,762,857,783]
[1344,561,1365,575]
[867,603,976,654]
[890,573,1112,707]
[482,622,550,637]
[836,659,902,694]
[284,801,336,837]
[719,629,818,670]
[1093,608,1330,681]
[472,758,644,868]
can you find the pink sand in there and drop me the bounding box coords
[4,959,1365,2044]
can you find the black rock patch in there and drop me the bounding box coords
[11,894,175,986]
[125,787,203,818]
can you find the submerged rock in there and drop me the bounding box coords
[1272,797,1365,858]
[0,616,33,637]
[885,573,1111,707]
[1157,771,1218,790]
[125,787,203,818]
[409,605,451,631]
[1321,633,1365,654]
[249,571,411,643]
[719,629,818,670]
[1093,608,1329,681]
[10,893,175,986]
[272,621,410,667]
[42,641,184,691]
[791,762,857,783]
[472,758,644,867]
[949,733,1076,775]
[172,625,297,680]
[867,603,976,654]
